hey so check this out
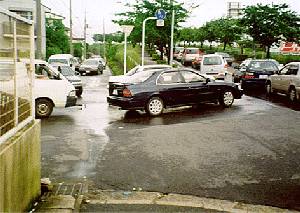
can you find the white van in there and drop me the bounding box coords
[34,60,77,117]
[48,54,77,71]
[3,59,77,118]
[200,54,228,80]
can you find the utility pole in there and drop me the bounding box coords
[83,11,87,60]
[70,0,73,55]
[36,0,42,59]
[103,18,106,62]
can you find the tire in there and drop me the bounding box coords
[266,82,273,95]
[289,87,297,103]
[35,98,53,118]
[146,97,164,116]
[76,88,83,97]
[219,90,234,107]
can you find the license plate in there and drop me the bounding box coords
[259,75,268,79]
[86,70,90,73]
[112,89,118,95]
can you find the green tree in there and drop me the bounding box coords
[239,3,300,58]
[73,43,83,60]
[113,0,196,62]
[214,17,242,51]
[46,19,70,60]
[203,21,219,50]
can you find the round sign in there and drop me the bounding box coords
[156,9,166,20]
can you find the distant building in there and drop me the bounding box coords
[227,2,242,18]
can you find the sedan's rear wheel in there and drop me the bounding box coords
[146,97,164,116]
[219,90,234,107]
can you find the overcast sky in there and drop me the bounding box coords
[41,0,300,43]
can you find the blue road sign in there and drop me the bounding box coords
[156,9,166,20]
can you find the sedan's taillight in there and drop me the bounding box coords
[123,88,132,97]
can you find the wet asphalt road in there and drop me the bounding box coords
[40,66,300,211]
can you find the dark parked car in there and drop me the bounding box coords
[79,59,104,75]
[241,59,279,89]
[107,68,243,116]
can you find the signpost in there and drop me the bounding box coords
[121,25,134,74]
[142,10,166,66]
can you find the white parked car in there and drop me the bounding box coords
[108,64,172,85]
[181,47,201,66]
[199,54,228,80]
[266,62,300,102]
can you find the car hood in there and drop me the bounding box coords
[65,75,81,82]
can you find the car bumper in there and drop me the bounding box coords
[242,78,267,86]
[65,96,77,107]
[107,96,145,110]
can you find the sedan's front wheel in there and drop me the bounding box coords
[146,97,164,116]
[289,88,297,103]
[219,90,234,107]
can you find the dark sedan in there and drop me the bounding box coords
[107,69,243,116]
[241,59,279,89]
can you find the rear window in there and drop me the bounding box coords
[82,60,98,65]
[49,59,68,65]
[124,71,155,83]
[187,49,199,54]
[203,56,222,65]
[249,61,278,71]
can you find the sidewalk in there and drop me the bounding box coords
[35,189,299,213]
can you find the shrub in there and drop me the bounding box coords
[206,50,215,54]
[234,54,249,62]
[152,54,160,61]
[157,59,167,64]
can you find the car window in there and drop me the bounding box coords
[203,56,222,65]
[187,49,198,54]
[285,65,299,75]
[249,61,277,71]
[181,71,206,83]
[49,59,68,65]
[83,60,98,65]
[125,71,155,83]
[157,71,183,84]
[55,66,75,76]
[35,64,58,79]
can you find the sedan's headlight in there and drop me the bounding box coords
[68,90,76,97]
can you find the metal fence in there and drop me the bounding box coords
[0,8,34,142]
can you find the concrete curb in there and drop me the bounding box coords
[81,191,300,213]
[36,195,75,213]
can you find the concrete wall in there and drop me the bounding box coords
[0,120,41,212]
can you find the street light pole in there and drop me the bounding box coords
[142,17,157,66]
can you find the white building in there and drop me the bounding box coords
[0,0,50,59]
[227,2,242,18]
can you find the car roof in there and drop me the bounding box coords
[48,54,74,59]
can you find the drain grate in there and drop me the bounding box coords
[45,183,86,197]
